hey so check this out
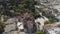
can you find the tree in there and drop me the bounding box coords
[0,0,39,18]
[44,17,57,24]
[0,20,5,34]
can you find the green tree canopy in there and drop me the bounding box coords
[0,0,39,18]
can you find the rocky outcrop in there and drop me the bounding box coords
[3,18,17,34]
[17,12,37,33]
[35,0,60,16]
[3,12,37,34]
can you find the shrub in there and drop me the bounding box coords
[35,29,46,34]
[0,20,5,33]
